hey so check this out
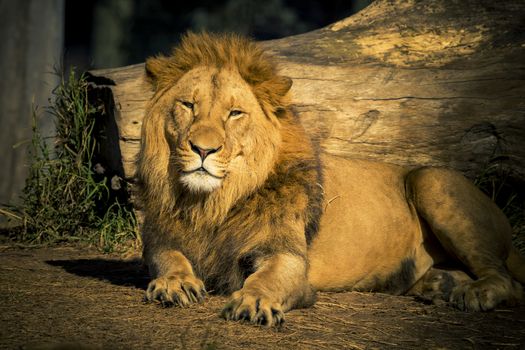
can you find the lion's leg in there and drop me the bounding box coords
[142,220,205,307]
[144,249,206,307]
[221,253,315,327]
[141,218,206,307]
[407,167,523,311]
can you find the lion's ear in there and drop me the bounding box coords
[145,55,170,89]
[254,75,293,111]
[274,76,293,97]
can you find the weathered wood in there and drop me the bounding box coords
[88,0,525,185]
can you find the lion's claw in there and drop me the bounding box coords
[221,291,285,327]
[145,274,206,307]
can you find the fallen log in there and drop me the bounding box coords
[88,0,525,190]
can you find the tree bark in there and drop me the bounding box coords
[0,0,64,207]
[88,0,525,185]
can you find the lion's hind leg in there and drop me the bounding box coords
[407,167,523,311]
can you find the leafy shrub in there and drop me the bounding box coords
[1,71,137,252]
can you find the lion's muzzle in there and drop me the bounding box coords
[189,140,222,161]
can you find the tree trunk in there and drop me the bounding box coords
[87,0,525,186]
[0,0,64,208]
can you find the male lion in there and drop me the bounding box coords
[137,32,525,326]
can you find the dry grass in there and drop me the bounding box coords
[0,245,523,350]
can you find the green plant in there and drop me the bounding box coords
[1,70,137,252]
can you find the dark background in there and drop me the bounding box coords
[65,0,371,71]
[0,0,371,208]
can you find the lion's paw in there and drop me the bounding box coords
[145,274,206,307]
[221,290,284,327]
[450,275,522,312]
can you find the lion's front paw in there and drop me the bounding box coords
[220,290,284,327]
[145,274,206,307]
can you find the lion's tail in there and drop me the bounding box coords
[506,246,525,284]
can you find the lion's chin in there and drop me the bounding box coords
[179,172,223,193]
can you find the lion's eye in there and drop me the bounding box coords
[181,101,194,110]
[229,110,244,119]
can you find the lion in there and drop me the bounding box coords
[137,32,525,327]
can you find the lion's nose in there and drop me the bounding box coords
[189,140,222,161]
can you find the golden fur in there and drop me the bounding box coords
[137,32,525,326]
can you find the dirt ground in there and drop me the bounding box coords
[0,244,524,350]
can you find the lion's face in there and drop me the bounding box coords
[155,66,282,193]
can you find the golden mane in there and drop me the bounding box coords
[137,32,303,231]
[145,32,292,111]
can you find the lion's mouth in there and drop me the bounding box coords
[183,167,224,179]
[179,166,225,192]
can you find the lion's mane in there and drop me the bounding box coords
[136,32,323,293]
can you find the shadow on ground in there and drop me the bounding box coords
[1,246,523,349]
[46,257,149,290]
